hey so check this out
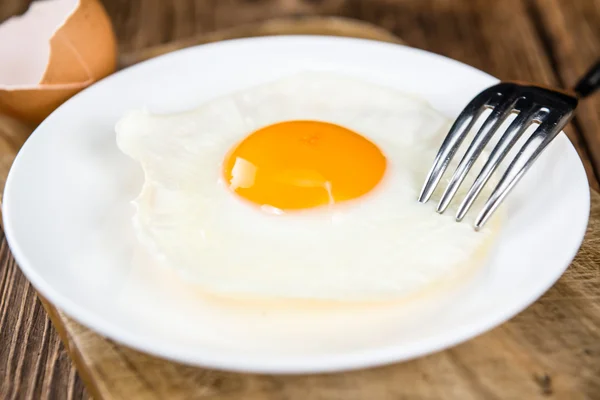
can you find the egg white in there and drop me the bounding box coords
[116,72,503,302]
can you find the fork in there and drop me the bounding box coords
[418,60,600,230]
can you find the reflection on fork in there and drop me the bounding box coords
[418,61,600,230]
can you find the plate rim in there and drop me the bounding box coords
[2,35,591,374]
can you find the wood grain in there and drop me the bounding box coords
[0,236,88,400]
[531,0,600,179]
[118,15,403,67]
[339,0,600,188]
[0,0,31,23]
[35,191,600,399]
[108,0,600,191]
[1,0,598,188]
[0,0,599,399]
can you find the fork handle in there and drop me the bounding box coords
[574,60,600,98]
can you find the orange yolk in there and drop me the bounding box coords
[223,120,387,210]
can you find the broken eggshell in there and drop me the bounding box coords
[0,0,117,123]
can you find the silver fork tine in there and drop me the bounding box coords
[418,86,498,203]
[455,100,541,221]
[421,61,598,229]
[436,90,518,213]
[473,110,572,230]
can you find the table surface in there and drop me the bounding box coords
[0,0,599,399]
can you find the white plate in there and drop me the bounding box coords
[3,36,589,374]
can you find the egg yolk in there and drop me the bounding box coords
[223,120,386,210]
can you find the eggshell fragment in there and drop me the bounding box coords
[0,0,117,123]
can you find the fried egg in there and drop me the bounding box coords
[116,72,503,303]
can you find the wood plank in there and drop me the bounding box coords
[107,0,600,189]
[0,0,599,399]
[0,235,88,400]
[119,16,402,67]
[36,189,600,399]
[337,0,599,187]
[33,1,600,398]
[530,0,600,180]
[0,0,31,23]
[2,0,597,188]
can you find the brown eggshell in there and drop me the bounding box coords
[0,82,88,123]
[0,0,117,124]
[42,0,117,84]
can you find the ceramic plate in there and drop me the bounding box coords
[3,36,589,373]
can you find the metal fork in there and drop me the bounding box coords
[418,60,600,230]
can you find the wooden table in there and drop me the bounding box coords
[0,0,599,399]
